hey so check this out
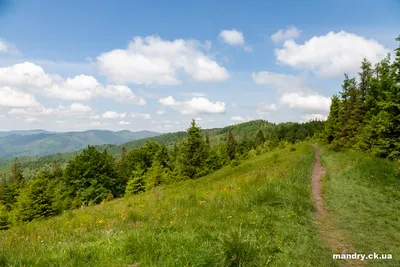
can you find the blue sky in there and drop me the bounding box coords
[0,0,399,132]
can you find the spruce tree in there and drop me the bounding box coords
[226,130,237,160]
[325,95,342,144]
[177,120,208,179]
[10,158,24,187]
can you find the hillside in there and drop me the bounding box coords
[0,143,337,266]
[0,130,161,158]
[0,120,323,177]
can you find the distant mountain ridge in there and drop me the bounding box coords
[0,130,161,158]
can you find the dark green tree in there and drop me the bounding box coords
[10,158,24,187]
[226,130,237,160]
[177,120,208,179]
[325,95,342,144]
[64,146,119,204]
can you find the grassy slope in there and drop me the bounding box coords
[320,147,400,266]
[0,143,335,267]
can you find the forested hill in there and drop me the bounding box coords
[1,119,324,179]
[104,119,324,155]
[0,130,161,159]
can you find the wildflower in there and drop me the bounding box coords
[37,236,41,239]
[197,200,206,205]
[66,221,70,225]
[250,221,256,225]
[170,220,174,225]
[227,216,233,220]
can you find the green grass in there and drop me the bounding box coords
[320,147,400,266]
[0,143,335,266]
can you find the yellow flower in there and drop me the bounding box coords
[66,221,70,225]
[250,221,256,225]
[197,200,206,205]
[37,236,41,239]
[227,216,233,219]
[170,220,174,225]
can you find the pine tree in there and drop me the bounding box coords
[325,95,342,144]
[177,120,208,179]
[10,158,24,187]
[339,74,360,147]
[226,130,237,160]
[155,143,170,169]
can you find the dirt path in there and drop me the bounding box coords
[311,144,363,267]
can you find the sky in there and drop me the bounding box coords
[0,0,399,133]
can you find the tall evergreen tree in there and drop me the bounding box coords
[177,120,208,179]
[10,158,24,187]
[325,95,342,144]
[226,130,237,160]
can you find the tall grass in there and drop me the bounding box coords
[320,147,400,266]
[0,143,335,266]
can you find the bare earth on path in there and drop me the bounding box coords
[311,144,363,267]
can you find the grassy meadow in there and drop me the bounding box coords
[0,143,336,267]
[320,147,400,266]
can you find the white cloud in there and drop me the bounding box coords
[180,92,207,97]
[300,113,328,122]
[25,117,40,124]
[280,92,331,111]
[97,35,230,85]
[231,116,254,122]
[195,117,202,121]
[271,26,301,43]
[156,109,165,115]
[275,31,389,77]
[257,103,277,112]
[253,71,331,112]
[0,62,146,105]
[219,29,252,52]
[159,96,226,115]
[118,120,131,125]
[131,113,151,120]
[0,39,20,55]
[69,103,92,113]
[101,111,127,119]
[95,111,151,120]
[219,29,245,46]
[8,103,92,117]
[0,86,40,107]
[0,62,53,88]
[252,71,308,92]
[231,116,245,122]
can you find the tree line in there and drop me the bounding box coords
[0,119,323,229]
[325,36,400,159]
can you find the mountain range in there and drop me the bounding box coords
[0,130,161,158]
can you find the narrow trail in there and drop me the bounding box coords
[311,144,363,267]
